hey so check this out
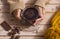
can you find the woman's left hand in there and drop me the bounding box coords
[34,7,45,25]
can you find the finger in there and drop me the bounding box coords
[12,9,22,20]
[34,18,43,25]
[39,7,45,18]
[16,9,22,20]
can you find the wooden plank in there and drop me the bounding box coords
[0,24,49,36]
[0,36,10,39]
[45,4,59,13]
[49,0,60,4]
[0,36,43,39]
[0,5,9,12]
[0,0,8,5]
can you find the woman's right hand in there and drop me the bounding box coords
[12,9,22,20]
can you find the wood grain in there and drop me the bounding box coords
[0,0,60,39]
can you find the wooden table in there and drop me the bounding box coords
[0,0,60,39]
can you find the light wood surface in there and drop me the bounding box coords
[0,0,60,39]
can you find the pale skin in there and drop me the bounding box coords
[10,0,50,25]
[12,6,45,25]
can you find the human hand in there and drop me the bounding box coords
[34,6,45,25]
[12,9,22,20]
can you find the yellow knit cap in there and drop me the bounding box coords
[44,10,60,39]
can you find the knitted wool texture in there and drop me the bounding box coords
[44,10,60,39]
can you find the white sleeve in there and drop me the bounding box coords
[35,0,50,8]
[25,0,37,7]
[8,0,25,13]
